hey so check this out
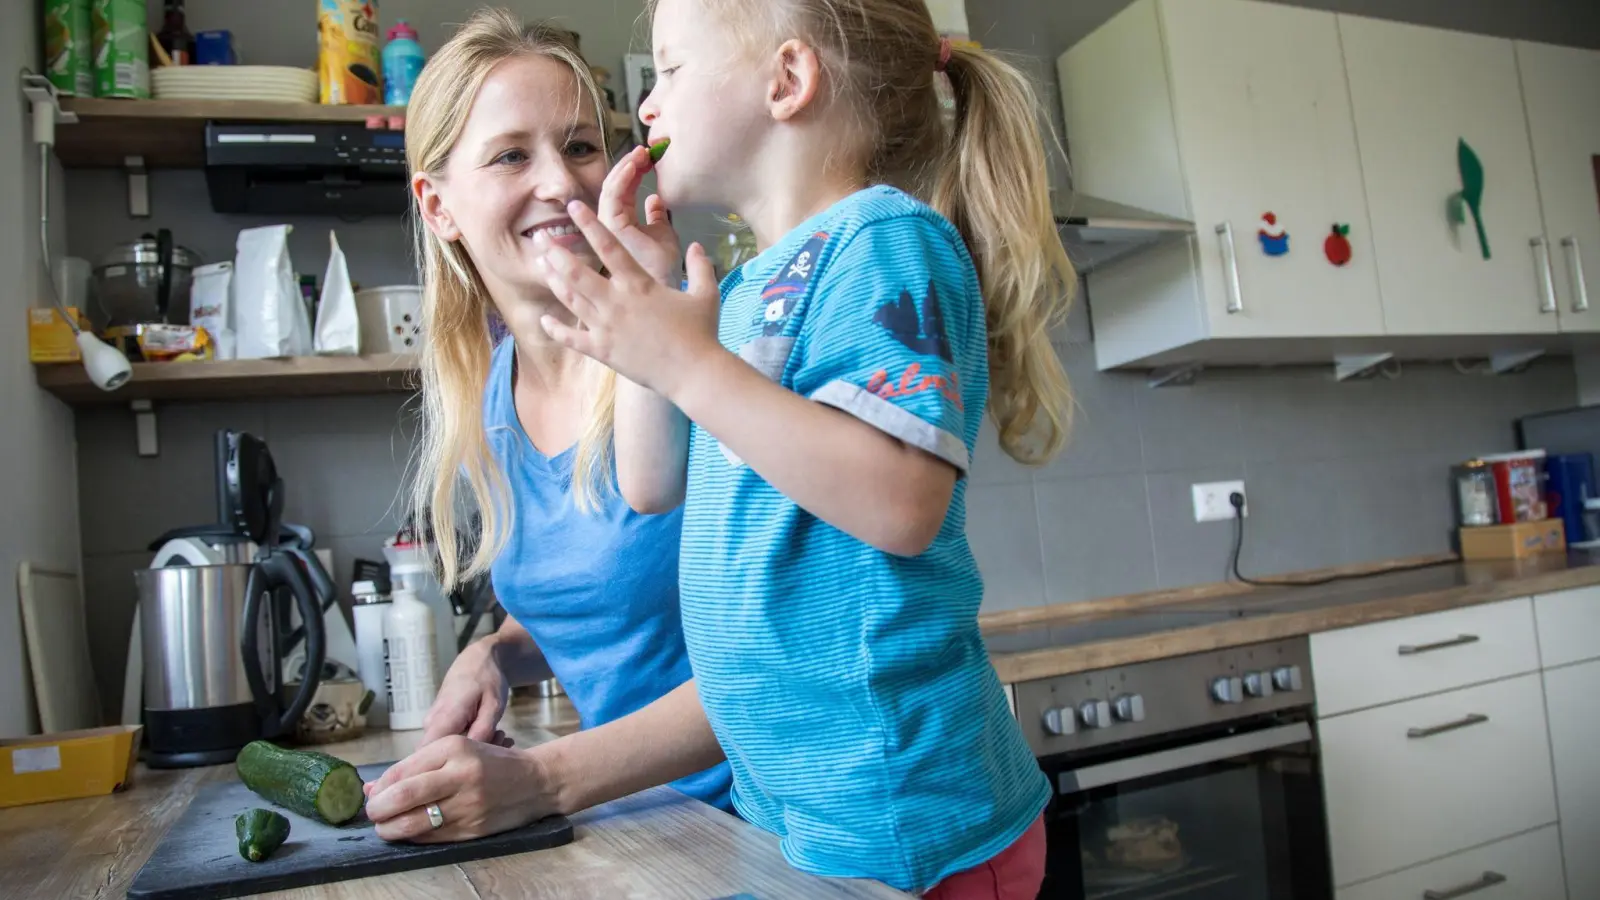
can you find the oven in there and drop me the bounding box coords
[1013,637,1332,900]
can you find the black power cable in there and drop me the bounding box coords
[1228,491,1455,587]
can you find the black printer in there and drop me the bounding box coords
[203,121,409,216]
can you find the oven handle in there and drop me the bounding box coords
[1056,722,1312,794]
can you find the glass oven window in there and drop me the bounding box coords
[1040,725,1330,900]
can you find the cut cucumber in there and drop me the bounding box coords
[236,808,291,862]
[236,740,365,825]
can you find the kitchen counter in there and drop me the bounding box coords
[982,551,1600,684]
[1,699,910,900]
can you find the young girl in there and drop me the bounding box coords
[532,0,1074,895]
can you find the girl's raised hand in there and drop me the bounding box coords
[534,200,722,396]
[597,145,680,286]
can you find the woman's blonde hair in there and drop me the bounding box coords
[659,0,1074,462]
[406,8,617,591]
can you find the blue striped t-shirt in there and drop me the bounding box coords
[679,185,1049,892]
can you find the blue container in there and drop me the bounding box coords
[382,21,426,106]
[1545,452,1595,546]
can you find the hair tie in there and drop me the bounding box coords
[935,37,952,73]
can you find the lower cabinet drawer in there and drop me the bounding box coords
[1319,673,1558,886]
[1337,824,1566,900]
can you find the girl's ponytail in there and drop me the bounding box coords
[929,44,1075,464]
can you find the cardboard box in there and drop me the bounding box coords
[28,306,87,362]
[1459,519,1567,561]
[0,725,141,808]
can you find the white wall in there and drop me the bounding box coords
[0,3,83,737]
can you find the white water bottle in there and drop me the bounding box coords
[384,587,438,731]
[350,581,391,728]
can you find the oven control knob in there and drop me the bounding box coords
[1041,706,1076,736]
[1079,700,1112,729]
[1243,671,1274,699]
[1211,676,1243,704]
[1113,694,1146,723]
[1272,665,1304,693]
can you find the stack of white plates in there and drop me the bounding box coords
[151,65,318,103]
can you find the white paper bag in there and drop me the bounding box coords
[314,230,361,356]
[189,261,235,360]
[234,225,313,359]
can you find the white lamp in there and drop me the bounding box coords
[23,72,133,392]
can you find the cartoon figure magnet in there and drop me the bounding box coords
[1258,212,1290,257]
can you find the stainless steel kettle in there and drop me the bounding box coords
[134,556,325,769]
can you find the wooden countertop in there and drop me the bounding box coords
[2,699,910,900]
[982,551,1600,685]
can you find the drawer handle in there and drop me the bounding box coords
[1423,870,1507,900]
[1408,713,1489,739]
[1398,634,1479,655]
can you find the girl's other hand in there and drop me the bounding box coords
[417,638,514,749]
[598,145,681,286]
[534,201,723,398]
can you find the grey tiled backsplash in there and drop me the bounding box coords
[74,314,1578,716]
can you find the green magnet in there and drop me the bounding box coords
[648,138,671,163]
[1448,138,1490,260]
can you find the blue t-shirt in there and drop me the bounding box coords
[679,185,1049,892]
[483,338,732,811]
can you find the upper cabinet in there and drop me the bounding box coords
[1059,0,1600,370]
[1340,17,1553,336]
[1518,41,1600,333]
[1060,0,1384,368]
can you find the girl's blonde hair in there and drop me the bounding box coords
[663,0,1075,462]
[406,8,617,591]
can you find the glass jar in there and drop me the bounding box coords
[1454,460,1499,527]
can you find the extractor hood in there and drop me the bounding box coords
[1053,192,1194,274]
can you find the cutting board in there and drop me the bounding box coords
[17,563,101,733]
[127,762,573,900]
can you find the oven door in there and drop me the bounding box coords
[1039,717,1331,900]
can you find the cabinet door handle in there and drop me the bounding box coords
[1563,237,1590,313]
[1423,870,1507,900]
[1216,222,1243,314]
[1533,237,1557,313]
[1397,634,1479,655]
[1407,712,1489,739]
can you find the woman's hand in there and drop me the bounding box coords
[419,640,514,748]
[364,736,558,843]
[598,145,680,286]
[534,201,723,399]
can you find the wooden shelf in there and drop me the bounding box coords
[55,97,407,168]
[55,97,637,168]
[34,353,420,405]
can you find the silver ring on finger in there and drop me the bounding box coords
[426,803,445,830]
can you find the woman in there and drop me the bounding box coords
[362,9,730,842]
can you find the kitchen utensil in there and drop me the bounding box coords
[92,231,200,331]
[134,429,336,768]
[17,563,100,733]
[354,284,422,352]
[125,762,572,900]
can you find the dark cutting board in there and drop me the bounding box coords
[127,761,573,900]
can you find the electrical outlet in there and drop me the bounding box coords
[1192,481,1246,523]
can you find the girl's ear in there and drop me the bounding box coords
[766,38,822,121]
[413,172,462,242]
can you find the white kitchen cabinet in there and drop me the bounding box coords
[1518,41,1600,333]
[1544,658,1600,900]
[1058,0,1384,369]
[1533,585,1600,669]
[1318,672,1558,886]
[1339,16,1554,336]
[1310,597,1539,717]
[1336,824,1566,900]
